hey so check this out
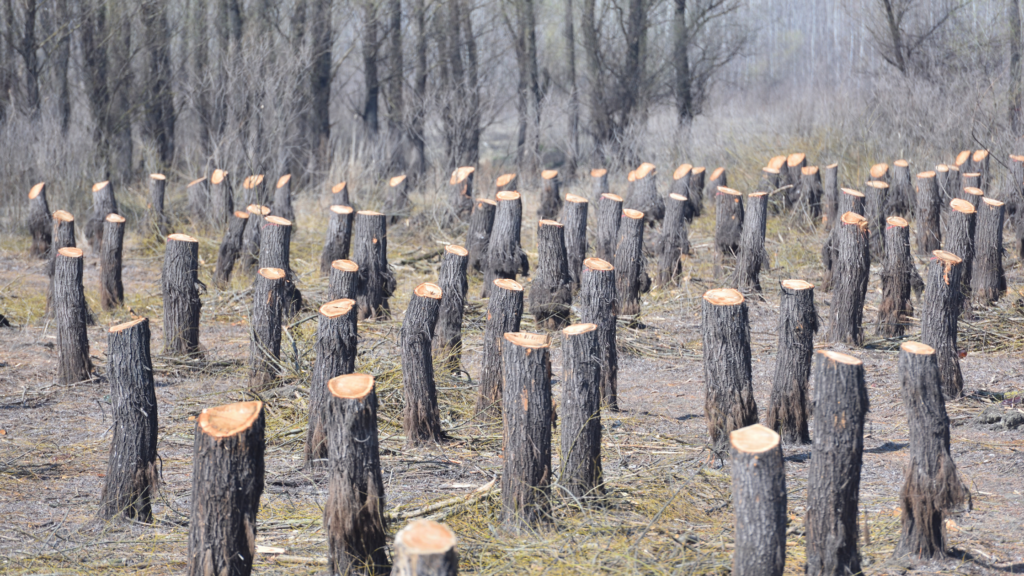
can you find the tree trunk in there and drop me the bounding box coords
[625,163,663,226]
[797,166,822,222]
[531,220,573,329]
[432,246,469,367]
[28,182,50,258]
[240,204,271,276]
[501,331,553,531]
[921,250,964,398]
[596,193,623,263]
[579,258,618,411]
[305,299,358,466]
[730,424,787,576]
[385,175,410,224]
[707,167,727,218]
[701,288,758,457]
[476,279,524,415]
[448,166,476,223]
[45,210,77,316]
[936,165,954,206]
[331,181,351,208]
[784,153,807,208]
[496,173,518,192]
[887,159,913,218]
[658,193,691,286]
[1012,0,1023,134]
[466,198,497,275]
[821,189,866,292]
[187,177,211,226]
[86,181,118,253]
[945,199,976,321]
[875,217,920,338]
[186,401,265,576]
[538,169,562,221]
[917,171,942,254]
[354,211,396,321]
[671,164,693,219]
[559,323,603,500]
[482,191,529,297]
[146,174,169,237]
[972,198,1006,306]
[99,317,158,522]
[99,214,125,311]
[272,174,295,223]
[561,194,589,291]
[590,168,609,202]
[823,163,839,226]
[211,169,234,226]
[213,211,249,288]
[824,213,870,345]
[805,350,868,576]
[733,192,769,293]
[766,280,816,445]
[258,216,303,316]
[249,268,285,390]
[614,209,650,316]
[1006,155,1024,259]
[393,520,458,576]
[864,180,888,262]
[894,341,971,560]
[320,205,354,276]
[402,283,444,446]
[162,234,202,357]
[54,247,93,385]
[715,187,744,277]
[328,260,361,301]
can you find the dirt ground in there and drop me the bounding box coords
[1,192,1024,575]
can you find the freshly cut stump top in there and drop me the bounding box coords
[983,197,1004,208]
[330,205,354,215]
[622,209,644,220]
[496,173,516,188]
[357,210,383,216]
[767,156,786,170]
[950,199,976,214]
[415,282,443,299]
[331,259,359,272]
[198,400,264,438]
[565,194,587,204]
[109,318,146,333]
[887,216,908,227]
[54,210,74,222]
[92,181,110,192]
[787,152,806,166]
[320,299,356,318]
[919,170,935,179]
[932,250,962,265]
[591,168,607,178]
[802,166,819,175]
[673,164,693,179]
[247,204,271,216]
[870,163,889,179]
[901,341,936,355]
[669,193,688,202]
[841,212,868,228]
[781,279,814,291]
[211,169,227,184]
[841,188,865,198]
[150,173,167,181]
[542,170,558,180]
[866,180,888,190]
[817,349,862,366]
[563,323,597,335]
[332,182,347,193]
[445,245,469,256]
[963,187,984,199]
[718,187,742,197]
[710,167,726,180]
[493,278,523,292]
[29,182,45,199]
[601,193,623,202]
[635,163,656,179]
[451,167,475,184]
[497,191,520,201]
[730,423,781,454]
[105,214,126,224]
[265,215,291,227]
[703,287,745,306]
[259,267,287,280]
[188,177,207,187]
[584,257,614,271]
[167,233,198,243]
[58,247,83,258]
[328,373,374,400]
[390,175,407,186]
[395,519,457,554]
[244,175,265,188]
[503,331,550,349]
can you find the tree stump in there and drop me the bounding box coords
[971,149,990,190]
[331,181,351,208]
[715,187,744,276]
[730,424,787,576]
[187,177,210,226]
[894,341,971,560]
[501,332,553,531]
[482,191,528,297]
[213,211,249,288]
[590,168,609,203]
[805,350,868,576]
[258,216,303,316]
[466,198,497,274]
[671,163,694,219]
[86,181,118,253]
[1008,155,1024,259]
[448,166,475,223]
[211,169,234,226]
[701,288,758,456]
[708,166,728,208]
[798,166,822,221]
[476,279,524,415]
[496,172,518,192]
[758,167,780,194]
[870,161,890,184]
[324,374,389,574]
[328,260,361,301]
[945,198,976,320]
[864,180,889,262]
[821,189,867,292]
[887,159,913,218]
[531,220,573,329]
[432,246,469,367]
[249,268,285,390]
[916,171,941,254]
[393,519,458,576]
[186,401,266,576]
[242,174,266,206]
[54,247,93,385]
[733,192,769,293]
[538,169,562,221]
[580,258,618,411]
[402,283,444,446]
[921,250,965,398]
[561,194,589,291]
[45,210,77,316]
[385,174,410,224]
[319,205,354,276]
[961,174,982,198]
[559,323,603,500]
[785,152,806,202]
[824,212,870,345]
[876,217,921,338]
[162,234,202,357]
[99,214,126,311]
[972,198,1006,305]
[936,164,954,205]
[658,193,691,286]
[99,317,158,522]
[146,174,169,236]
[272,174,295,223]
[240,204,271,276]
[690,167,706,215]
[823,163,839,226]
[766,279,816,444]
[596,193,623,263]
[954,150,971,172]
[354,211,396,321]
[28,182,50,258]
[945,164,961,206]
[305,299,357,466]
[625,162,663,226]
[614,209,650,316]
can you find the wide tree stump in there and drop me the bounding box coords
[538,169,562,221]
[615,209,650,316]
[501,332,553,531]
[916,170,942,254]
[590,168,609,202]
[596,192,623,263]
[28,182,50,258]
[433,246,469,367]
[99,318,158,522]
[733,192,768,293]
[945,198,976,320]
[823,163,839,226]
[531,220,573,329]
[85,181,118,253]
[162,234,202,357]
[877,217,921,338]
[242,174,266,206]
[385,174,410,224]
[482,191,528,297]
[354,211,396,320]
[921,250,965,398]
[305,299,358,466]
[331,181,351,208]
[561,194,589,291]
[146,174,169,236]
[496,172,518,192]
[825,212,870,345]
[476,279,524,415]
[213,211,249,288]
[393,519,458,576]
[248,268,285,390]
[864,180,889,261]
[272,174,295,223]
[972,197,1006,305]
[625,162,663,226]
[240,204,271,276]
[187,177,210,226]
[658,193,691,286]
[186,401,266,576]
[888,159,914,218]
[402,283,444,446]
[448,166,475,223]
[54,247,93,385]
[758,167,780,197]
[328,260,361,301]
[320,205,354,276]
[45,210,77,316]
[701,288,758,456]
[730,424,787,576]
[714,187,744,272]
[766,280,816,444]
[466,198,497,274]
[580,258,618,410]
[99,214,126,311]
[805,350,868,576]
[210,169,234,226]
[559,323,603,500]
[258,215,303,316]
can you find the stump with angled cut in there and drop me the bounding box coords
[259,215,303,316]
[186,401,265,576]
[249,268,285,390]
[272,174,295,223]
[99,214,126,310]
[240,204,271,275]
[561,194,589,290]
[54,247,93,385]
[331,181,351,208]
[921,250,965,398]
[823,163,839,226]
[146,174,169,236]
[86,181,118,252]
[936,164,954,206]
[658,193,691,286]
[971,149,990,190]
[825,212,870,345]
[590,168,609,203]
[211,169,234,225]
[482,191,528,297]
[328,259,360,301]
[538,169,562,221]
[305,299,357,466]
[701,288,758,456]
[731,424,787,576]
[242,174,266,206]
[187,177,210,225]
[972,197,1006,305]
[531,220,573,329]
[353,211,396,320]
[448,166,476,223]
[432,246,469,367]
[402,283,444,446]
[766,280,817,445]
[626,162,663,226]
[384,174,410,224]
[870,162,890,184]
[733,192,769,293]
[213,211,249,288]
[864,180,889,261]
[690,166,706,214]
[162,234,202,357]
[559,323,603,500]
[671,163,693,219]
[614,209,650,316]
[477,279,524,415]
[596,193,623,263]
[1008,155,1024,259]
[496,172,517,192]
[392,519,458,576]
[917,171,941,253]
[877,217,921,338]
[961,173,982,198]
[45,210,77,315]
[320,205,354,276]
[708,166,727,206]
[945,198,976,320]
[466,198,497,274]
[28,182,50,258]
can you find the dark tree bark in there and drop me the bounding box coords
[328,260,361,301]
[531,220,573,329]
[784,153,806,207]
[538,169,562,221]
[402,283,444,446]
[1014,0,1024,134]
[690,167,706,216]
[476,279,524,415]
[187,177,210,226]
[864,180,889,262]
[1008,156,1024,259]
[249,268,285,390]
[432,246,469,367]
[945,199,976,321]
[821,189,866,292]
[99,214,125,311]
[625,163,663,226]
[146,174,169,237]
[242,175,267,206]
[54,247,93,385]
[960,185,984,213]
[99,317,158,522]
[240,204,271,276]
[559,323,603,500]
[971,149,990,191]
[186,401,265,576]
[825,213,870,345]
[614,209,650,316]
[590,168,609,202]
[213,211,249,288]
[936,165,954,206]
[496,173,518,192]
[658,193,691,286]
[561,194,589,291]
[211,169,234,226]
[876,217,921,338]
[797,166,822,221]
[28,182,50,258]
[921,250,964,398]
[730,424,787,576]
[894,341,971,560]
[272,174,295,224]
[805,350,868,576]
[45,210,77,316]
[715,187,744,277]
[162,234,202,357]
[331,181,351,208]
[393,520,458,576]
[320,205,355,276]
[917,171,942,254]
[733,192,769,293]
[305,299,358,466]
[708,166,727,215]
[701,288,758,456]
[86,181,118,253]
[466,198,497,275]
[596,193,623,263]
[670,163,693,219]
[766,280,816,445]
[955,150,972,172]
[580,258,618,411]
[448,166,476,223]
[888,159,913,218]
[482,191,528,297]
[354,211,396,321]
[972,198,1006,305]
[500,332,553,531]
[758,167,780,196]
[258,216,303,316]
[823,163,839,227]
[385,175,410,224]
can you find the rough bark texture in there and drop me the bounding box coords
[448,167,475,223]
[45,211,77,316]
[708,167,727,218]
[889,160,914,218]
[211,169,234,226]
[596,193,623,263]
[916,171,942,254]
[331,182,351,209]
[531,220,573,329]
[945,200,976,321]
[798,166,822,221]
[590,168,609,203]
[187,178,211,226]
[466,198,497,274]
[559,324,603,500]
[99,214,125,311]
[671,164,693,220]
[402,283,444,446]
[248,268,285,390]
[320,205,354,276]
[476,279,524,415]
[715,187,744,260]
[258,216,303,317]
[328,260,361,301]
[146,175,169,236]
[690,167,706,213]
[732,192,768,293]
[272,175,295,223]
[500,333,553,531]
[538,170,562,221]
[482,192,528,297]
[823,163,839,226]
[28,182,51,258]
[921,251,965,398]
[701,289,758,456]
[766,280,817,445]
[960,174,982,200]
[971,198,1006,305]
[384,175,410,224]
[824,213,870,346]
[305,299,358,466]
[614,210,651,316]
[354,211,396,321]
[54,248,92,384]
[392,520,458,576]
[864,181,888,262]
[213,211,249,288]
[1008,156,1024,259]
[162,235,202,357]
[240,204,271,276]
[784,153,807,207]
[561,194,589,291]
[658,193,691,286]
[730,425,787,576]
[805,351,868,576]
[580,258,618,411]
[86,181,118,252]
[876,218,920,338]
[99,318,158,522]
[821,189,866,292]
[432,246,469,367]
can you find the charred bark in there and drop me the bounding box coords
[305,299,358,466]
[971,198,1006,305]
[561,194,589,291]
[54,247,93,384]
[580,258,618,411]
[162,234,202,357]
[825,213,870,345]
[921,251,964,398]
[733,192,769,294]
[559,323,603,500]
[354,211,396,321]
[248,268,285,390]
[328,260,361,301]
[701,288,758,457]
[320,205,354,276]
[730,424,787,576]
[476,279,524,415]
[658,193,691,286]
[258,216,303,317]
[538,169,562,221]
[531,220,573,329]
[402,283,444,446]
[614,209,650,316]
[466,198,497,275]
[596,193,623,263]
[432,246,469,367]
[482,192,528,297]
[766,280,816,445]
[917,171,942,254]
[28,182,50,257]
[876,217,921,338]
[213,211,249,288]
[99,214,125,310]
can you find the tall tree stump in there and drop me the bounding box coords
[590,168,609,202]
[99,318,158,522]
[259,216,303,316]
[945,199,976,320]
[86,181,118,253]
[501,332,553,531]
[615,209,650,316]
[328,260,361,301]
[823,163,839,226]
[448,166,475,223]
[894,341,971,560]
[146,174,169,236]
[213,211,249,288]
[496,172,518,192]
[870,162,890,184]
[690,166,706,214]
[921,250,965,398]
[187,177,210,226]
[730,424,787,576]
[324,374,389,575]
[305,299,358,466]
[596,193,623,263]
[210,169,234,226]
[249,268,285,390]
[466,198,497,274]
[821,189,866,292]
[402,283,444,446]
[531,220,573,329]
[240,204,271,276]
[825,212,870,345]
[715,186,744,262]
[733,192,769,293]
[626,162,663,226]
[476,279,524,415]
[877,217,922,338]
[864,180,889,261]
[916,171,942,254]
[433,246,469,367]
[889,159,914,218]
[559,323,603,500]
[45,210,77,316]
[580,258,618,411]
[658,193,691,286]
[320,205,354,276]
[758,167,780,196]
[28,182,50,258]
[99,214,126,310]
[561,194,589,291]
[272,174,295,223]
[54,247,93,384]
[482,191,528,297]
[385,174,410,224]
[708,166,728,209]
[186,401,266,576]
[701,288,758,456]
[354,211,396,321]
[242,174,266,206]
[805,350,868,576]
[766,280,816,444]
[393,520,458,576]
[162,234,202,357]
[671,163,694,219]
[331,181,351,208]
[798,165,822,221]
[972,197,1006,305]
[538,169,562,221]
